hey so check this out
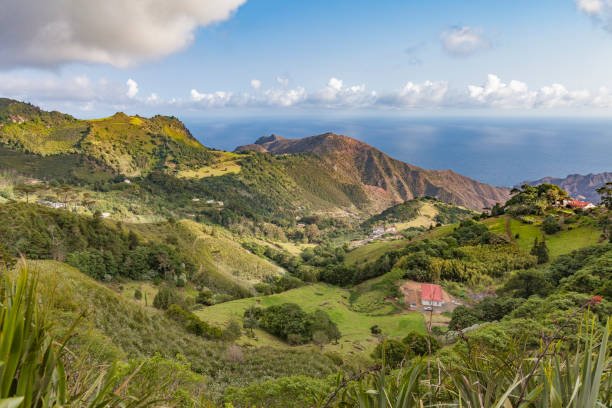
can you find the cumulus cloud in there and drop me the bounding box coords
[379,81,449,108]
[0,73,121,103]
[250,79,262,90]
[310,77,375,107]
[263,87,307,107]
[126,79,139,98]
[190,89,235,107]
[0,0,246,68]
[577,0,606,14]
[577,0,612,31]
[467,74,594,109]
[3,72,612,113]
[440,26,490,57]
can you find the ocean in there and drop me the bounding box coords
[185,116,612,187]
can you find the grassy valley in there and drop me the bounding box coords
[0,100,609,407]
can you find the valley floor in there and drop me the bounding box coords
[196,283,425,357]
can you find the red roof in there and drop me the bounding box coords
[421,283,443,302]
[568,200,590,208]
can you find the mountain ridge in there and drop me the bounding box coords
[0,98,508,213]
[523,172,612,203]
[0,98,214,176]
[237,132,510,211]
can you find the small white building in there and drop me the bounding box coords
[421,283,444,307]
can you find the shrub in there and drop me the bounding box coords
[542,215,561,234]
[166,304,223,339]
[152,286,181,310]
[371,339,410,368]
[223,320,242,342]
[402,332,440,355]
[196,288,214,305]
[245,303,340,345]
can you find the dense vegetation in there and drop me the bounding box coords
[243,303,340,345]
[320,219,534,286]
[0,202,193,281]
[0,99,610,406]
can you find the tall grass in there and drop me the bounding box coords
[0,265,148,407]
[335,313,610,407]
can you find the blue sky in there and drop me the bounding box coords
[1,0,612,117]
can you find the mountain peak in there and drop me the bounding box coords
[235,132,510,210]
[255,134,286,145]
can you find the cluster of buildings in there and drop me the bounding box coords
[371,224,397,239]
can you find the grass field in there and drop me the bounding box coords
[178,160,241,179]
[25,260,341,400]
[196,283,425,357]
[345,224,457,266]
[486,215,602,259]
[128,220,285,294]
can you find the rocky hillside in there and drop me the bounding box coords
[524,172,612,203]
[236,133,510,211]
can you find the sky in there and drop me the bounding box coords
[1,0,612,117]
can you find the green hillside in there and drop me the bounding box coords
[26,260,341,402]
[0,99,216,177]
[361,197,476,231]
[196,283,425,357]
[486,214,602,259]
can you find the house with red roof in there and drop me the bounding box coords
[421,283,444,307]
[566,199,596,209]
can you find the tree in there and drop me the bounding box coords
[312,330,329,348]
[196,289,214,306]
[13,184,37,203]
[499,269,553,298]
[530,238,549,264]
[152,286,181,310]
[448,306,480,330]
[542,216,561,234]
[371,339,410,368]
[223,320,242,342]
[491,203,504,216]
[402,332,439,355]
[596,182,612,209]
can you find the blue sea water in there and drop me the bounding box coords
[185,116,612,187]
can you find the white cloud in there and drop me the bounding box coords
[126,79,139,98]
[250,79,262,90]
[190,89,234,107]
[468,74,535,108]
[3,72,612,113]
[146,93,160,104]
[276,76,290,87]
[440,26,490,57]
[467,74,594,109]
[263,87,307,107]
[0,73,121,102]
[310,77,375,107]
[0,0,246,68]
[380,80,449,107]
[577,0,612,31]
[577,0,605,14]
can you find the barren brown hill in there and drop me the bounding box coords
[236,132,510,211]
